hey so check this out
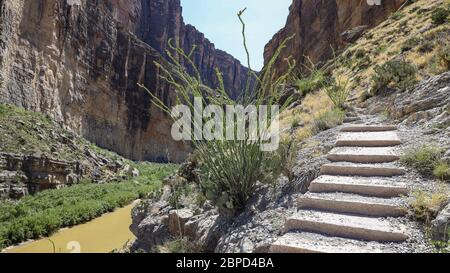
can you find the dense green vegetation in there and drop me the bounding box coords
[431,7,450,25]
[294,69,327,97]
[0,163,178,249]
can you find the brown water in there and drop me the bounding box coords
[5,203,136,253]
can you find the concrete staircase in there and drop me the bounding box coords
[270,123,411,253]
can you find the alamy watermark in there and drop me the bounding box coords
[367,0,382,6]
[170,98,282,152]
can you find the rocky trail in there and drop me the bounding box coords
[270,110,431,253]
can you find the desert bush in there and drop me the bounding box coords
[141,10,296,216]
[324,77,350,110]
[439,45,450,70]
[418,40,435,53]
[431,7,450,25]
[371,59,417,95]
[401,37,421,52]
[434,162,450,182]
[401,145,444,177]
[391,12,405,21]
[410,190,449,224]
[154,237,201,253]
[312,108,345,133]
[292,56,328,97]
[277,136,299,182]
[325,52,351,110]
[294,69,327,97]
[353,49,366,59]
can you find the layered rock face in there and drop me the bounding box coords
[0,0,250,163]
[0,152,82,199]
[264,0,406,75]
[135,0,252,100]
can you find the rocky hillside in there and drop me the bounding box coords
[264,0,406,76]
[0,103,144,199]
[0,0,251,163]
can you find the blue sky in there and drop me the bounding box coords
[180,0,292,71]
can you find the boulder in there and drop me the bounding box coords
[184,211,225,252]
[392,72,450,121]
[341,25,370,43]
[431,203,450,242]
[131,168,140,177]
[168,209,194,235]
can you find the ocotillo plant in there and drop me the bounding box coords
[140,9,296,216]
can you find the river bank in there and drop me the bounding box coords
[4,202,138,253]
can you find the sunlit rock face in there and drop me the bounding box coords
[0,0,251,162]
[264,0,406,76]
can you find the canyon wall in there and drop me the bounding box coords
[264,0,406,75]
[135,0,251,100]
[0,0,251,162]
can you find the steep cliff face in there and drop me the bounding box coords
[264,0,406,75]
[0,0,250,163]
[135,0,251,99]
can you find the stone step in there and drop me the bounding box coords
[344,117,361,123]
[327,147,400,163]
[269,232,395,253]
[345,112,359,118]
[298,192,407,217]
[309,175,409,197]
[336,131,402,147]
[286,210,409,242]
[341,125,397,132]
[321,162,406,177]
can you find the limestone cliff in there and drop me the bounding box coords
[264,0,406,75]
[0,0,250,163]
[135,0,251,100]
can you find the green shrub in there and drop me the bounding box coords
[431,7,450,25]
[155,237,200,253]
[277,137,299,182]
[353,49,366,59]
[324,50,351,110]
[401,37,421,52]
[375,44,387,55]
[418,40,435,53]
[371,59,417,95]
[391,12,405,21]
[294,70,327,96]
[313,108,345,133]
[401,145,443,177]
[410,190,449,224]
[439,45,450,70]
[434,162,450,182]
[324,77,351,110]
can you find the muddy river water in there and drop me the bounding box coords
[5,203,136,253]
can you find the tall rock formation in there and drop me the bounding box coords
[264,0,406,75]
[0,0,251,163]
[135,0,251,100]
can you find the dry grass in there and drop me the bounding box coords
[335,0,449,100]
[280,89,335,143]
[410,188,449,224]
